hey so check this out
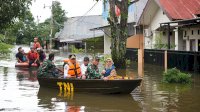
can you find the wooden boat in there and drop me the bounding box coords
[37,77,142,94]
[15,62,40,68]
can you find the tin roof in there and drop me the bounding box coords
[158,0,200,20]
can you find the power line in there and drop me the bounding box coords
[66,1,99,25]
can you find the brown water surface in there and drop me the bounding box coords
[0,46,200,112]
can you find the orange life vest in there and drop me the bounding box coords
[67,61,81,77]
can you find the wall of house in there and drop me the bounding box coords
[104,28,111,54]
[162,31,175,49]
[182,27,200,51]
[144,7,173,49]
[178,29,184,51]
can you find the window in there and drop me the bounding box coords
[192,30,194,35]
[198,30,200,35]
[184,31,187,37]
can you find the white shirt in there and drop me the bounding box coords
[64,64,69,78]
[81,64,88,75]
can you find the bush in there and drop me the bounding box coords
[163,68,191,84]
[70,45,84,54]
[0,42,13,54]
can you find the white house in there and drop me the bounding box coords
[92,0,148,54]
[138,0,200,51]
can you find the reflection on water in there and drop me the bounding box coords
[1,45,200,111]
[37,88,141,112]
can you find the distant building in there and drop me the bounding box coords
[55,15,104,50]
[138,0,200,51]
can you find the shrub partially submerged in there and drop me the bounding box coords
[163,68,191,84]
[0,43,13,54]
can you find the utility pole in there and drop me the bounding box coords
[44,1,54,53]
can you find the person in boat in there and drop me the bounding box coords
[85,56,101,79]
[37,53,60,78]
[63,54,82,78]
[27,47,40,67]
[80,57,90,79]
[63,58,69,67]
[16,47,28,63]
[21,49,28,63]
[101,58,117,80]
[37,48,46,62]
[33,37,41,49]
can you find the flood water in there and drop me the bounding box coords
[0,46,200,112]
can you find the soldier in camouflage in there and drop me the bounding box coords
[37,53,59,78]
[85,57,102,79]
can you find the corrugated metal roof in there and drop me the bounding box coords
[158,0,200,20]
[57,15,104,42]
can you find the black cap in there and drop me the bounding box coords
[94,56,100,61]
[49,53,54,60]
[84,57,89,61]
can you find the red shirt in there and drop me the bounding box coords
[27,51,39,60]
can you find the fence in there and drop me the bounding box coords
[126,48,200,72]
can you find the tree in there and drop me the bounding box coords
[100,0,138,68]
[11,10,36,44]
[0,0,32,54]
[40,1,67,49]
[0,0,32,30]
[52,1,67,33]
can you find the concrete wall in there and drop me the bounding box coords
[182,27,200,51]
[144,7,174,49]
[178,29,184,51]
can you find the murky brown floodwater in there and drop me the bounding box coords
[0,46,200,112]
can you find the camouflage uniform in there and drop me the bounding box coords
[85,64,101,79]
[37,59,58,78]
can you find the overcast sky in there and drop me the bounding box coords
[30,0,102,23]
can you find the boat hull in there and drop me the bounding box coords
[38,77,142,94]
[15,62,39,68]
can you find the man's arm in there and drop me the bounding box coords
[16,54,22,63]
[34,52,39,63]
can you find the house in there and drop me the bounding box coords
[138,0,200,51]
[55,15,104,50]
[91,0,148,54]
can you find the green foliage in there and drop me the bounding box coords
[70,45,84,54]
[126,59,131,65]
[101,54,111,62]
[154,32,164,49]
[163,68,192,84]
[83,36,104,53]
[0,0,32,30]
[0,43,13,54]
[154,32,176,49]
[52,1,67,39]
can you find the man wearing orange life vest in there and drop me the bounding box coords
[64,54,82,78]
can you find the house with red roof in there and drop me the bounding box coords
[138,0,200,51]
